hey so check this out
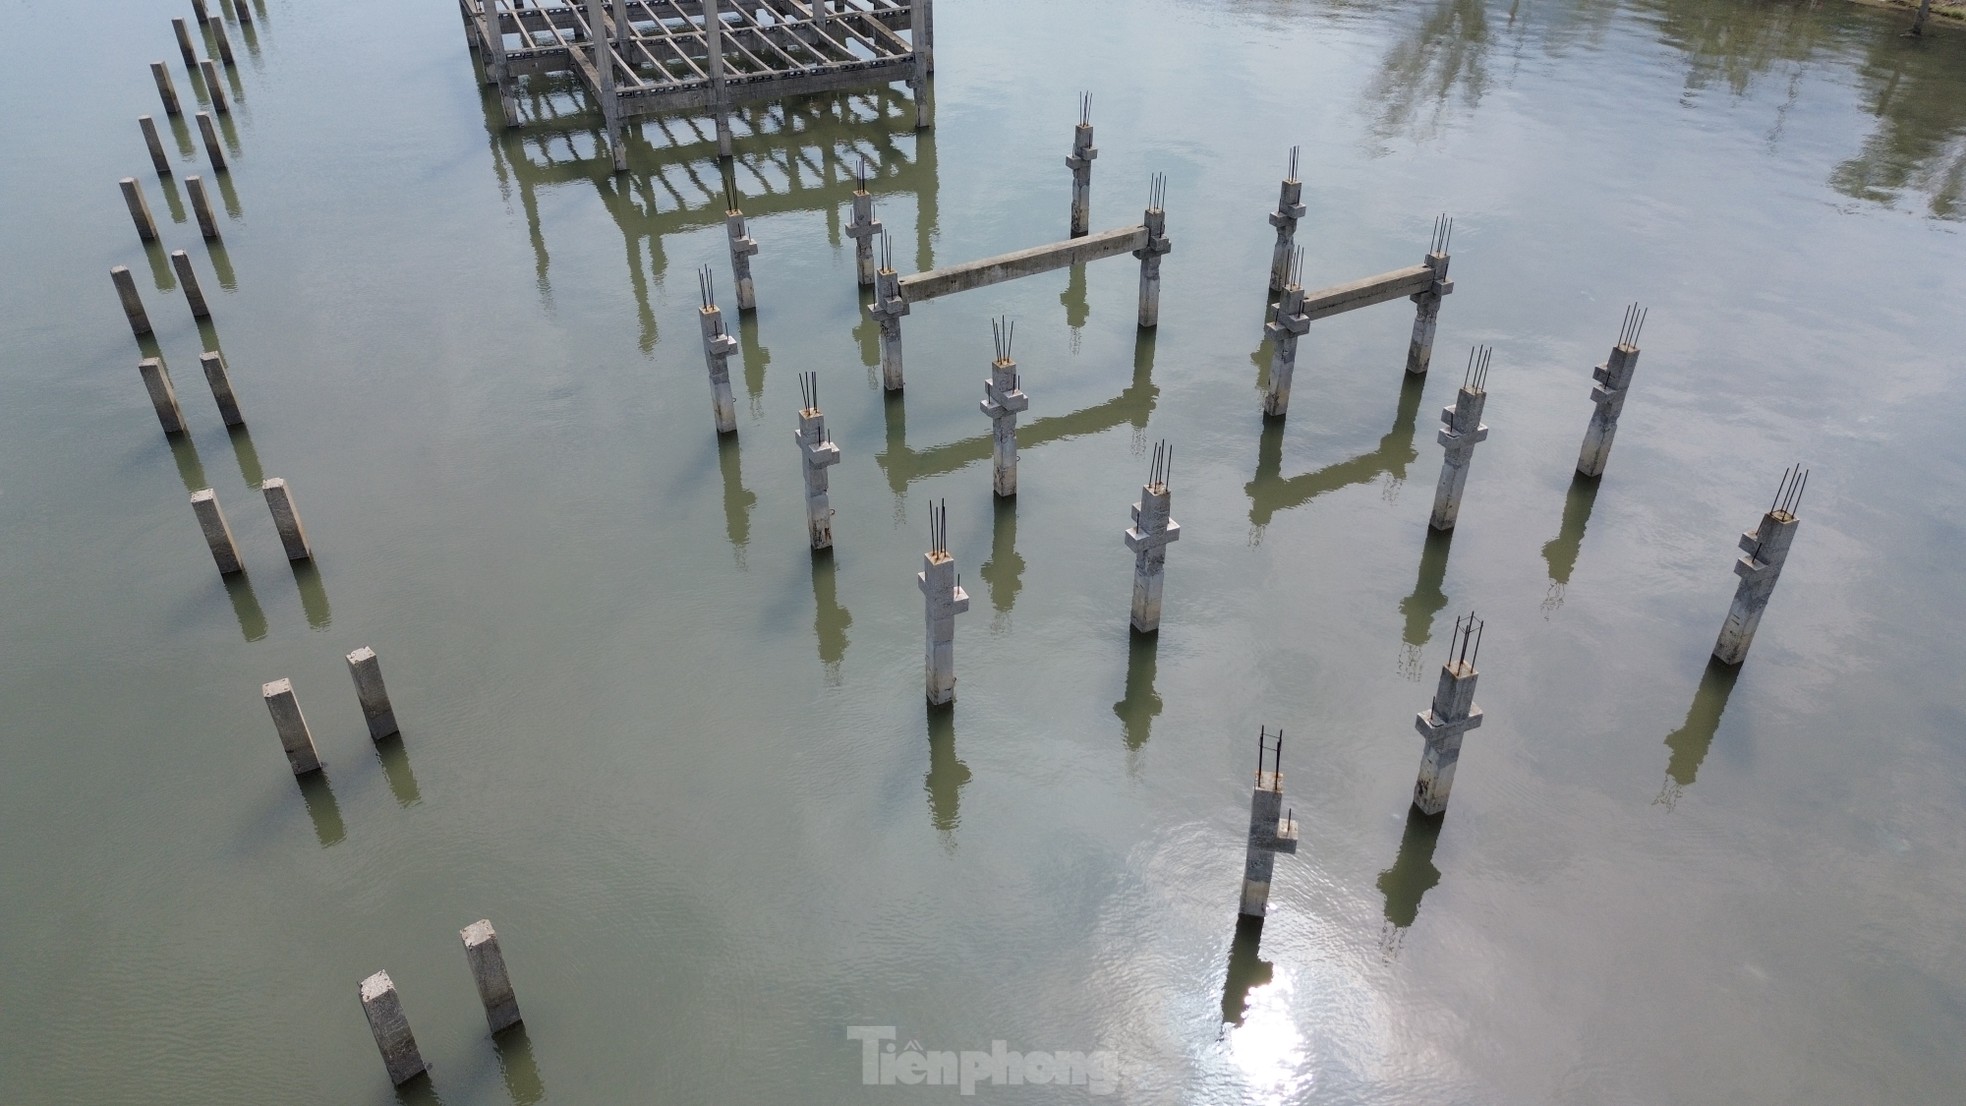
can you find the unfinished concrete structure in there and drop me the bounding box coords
[187,176,221,240]
[978,318,1028,498]
[1067,92,1095,238]
[138,357,188,435]
[359,970,428,1086]
[346,647,401,741]
[190,489,245,575]
[263,678,323,776]
[151,63,181,116]
[916,500,968,706]
[199,351,245,426]
[1411,614,1484,816]
[1266,147,1305,296]
[140,115,171,175]
[461,919,523,1034]
[1238,726,1300,920]
[845,157,883,287]
[464,0,933,170]
[697,265,740,433]
[171,250,212,319]
[1123,440,1180,634]
[794,371,840,550]
[1262,247,1309,417]
[870,176,1170,390]
[260,478,313,562]
[1428,345,1490,532]
[198,62,229,114]
[111,266,152,337]
[724,189,759,311]
[173,18,198,68]
[120,178,159,243]
[1713,466,1806,666]
[196,110,226,167]
[1576,304,1645,478]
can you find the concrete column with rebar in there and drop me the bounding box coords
[1123,441,1180,634]
[1429,346,1490,531]
[1713,467,1806,666]
[1134,178,1171,329]
[1263,249,1309,418]
[795,372,840,550]
[845,162,883,288]
[1239,727,1300,919]
[1412,615,1484,815]
[1406,216,1455,376]
[1268,148,1306,297]
[978,319,1028,498]
[917,502,969,706]
[1576,304,1645,479]
[697,266,739,433]
[726,205,759,312]
[1067,94,1096,239]
[867,237,908,391]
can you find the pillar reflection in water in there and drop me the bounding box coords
[1246,370,1427,538]
[1220,915,1273,1026]
[717,433,756,567]
[223,571,267,643]
[377,735,423,808]
[1540,473,1600,614]
[1398,528,1454,679]
[1656,659,1741,810]
[924,705,969,838]
[978,496,1023,631]
[808,550,852,682]
[1376,806,1444,958]
[297,772,345,848]
[494,1023,547,1106]
[292,561,332,630]
[1111,632,1160,752]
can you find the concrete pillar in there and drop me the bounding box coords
[917,504,969,706]
[845,177,882,288]
[111,266,153,337]
[978,325,1028,498]
[1262,271,1309,418]
[138,356,189,434]
[140,115,172,174]
[1912,0,1932,33]
[1576,305,1644,478]
[794,373,840,550]
[262,678,323,775]
[1267,149,1305,296]
[345,646,399,740]
[186,175,220,239]
[1411,617,1484,815]
[151,63,182,116]
[234,0,253,25]
[460,920,523,1033]
[190,488,245,574]
[199,60,230,114]
[358,971,428,1086]
[1428,347,1490,531]
[194,0,213,26]
[212,20,236,65]
[1123,442,1180,633]
[198,350,245,426]
[705,0,733,158]
[260,477,313,561]
[1239,728,1300,919]
[1133,181,1171,329]
[867,248,908,391]
[586,0,626,172]
[195,111,227,168]
[120,178,160,243]
[697,278,739,434]
[484,0,517,124]
[725,207,759,312]
[1713,470,1806,666]
[1405,219,1454,375]
[909,0,930,130]
[1066,96,1096,239]
[171,250,212,319]
[173,19,199,68]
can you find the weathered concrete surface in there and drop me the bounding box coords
[461,919,523,1034]
[699,304,739,433]
[1300,264,1436,322]
[346,646,400,740]
[140,115,171,174]
[899,226,1146,303]
[846,188,882,287]
[867,265,908,391]
[1263,283,1310,418]
[150,64,181,117]
[263,678,323,776]
[1405,250,1454,375]
[198,61,229,114]
[726,210,759,312]
[1429,385,1489,531]
[1067,120,1096,238]
[199,351,244,426]
[190,489,244,575]
[111,266,153,337]
[1267,176,1305,294]
[195,110,227,169]
[1240,769,1299,918]
[120,178,158,243]
[979,357,1028,498]
[1412,661,1482,815]
[1123,482,1179,633]
[260,478,313,562]
[138,357,188,435]
[917,552,969,705]
[1577,343,1640,478]
[1134,206,1170,329]
[186,176,221,240]
[796,406,840,550]
[171,250,212,319]
[1713,511,1799,665]
[359,971,428,1086]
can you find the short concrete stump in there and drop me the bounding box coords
[359,970,428,1086]
[461,919,523,1034]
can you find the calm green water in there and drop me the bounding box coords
[4,0,1965,1102]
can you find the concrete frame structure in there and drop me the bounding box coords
[1713,467,1806,666]
[978,319,1028,498]
[461,919,524,1034]
[794,371,840,549]
[1239,727,1300,920]
[1066,92,1095,239]
[1411,615,1484,816]
[1123,440,1180,634]
[916,501,968,706]
[359,970,428,1086]
[1576,304,1645,479]
[1428,346,1490,532]
[1267,147,1305,296]
[464,0,931,170]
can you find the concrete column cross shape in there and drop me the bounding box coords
[795,371,841,550]
[1405,214,1455,376]
[698,265,739,434]
[1123,440,1180,634]
[1267,146,1306,296]
[1428,345,1491,531]
[917,500,969,706]
[1067,92,1097,239]
[978,317,1029,498]
[1576,304,1646,478]
[1263,246,1310,418]
[1712,465,1806,666]
[1411,614,1485,815]
[1239,726,1301,919]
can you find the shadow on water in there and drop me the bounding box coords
[978,495,1023,630]
[1060,261,1088,351]
[717,433,756,567]
[924,704,969,839]
[291,561,333,630]
[1541,473,1601,614]
[493,1024,547,1106]
[157,177,189,226]
[1112,630,1162,752]
[223,571,268,642]
[228,424,264,486]
[297,772,346,848]
[1220,914,1273,1027]
[1655,658,1742,810]
[168,433,209,494]
[809,549,852,682]
[145,241,178,292]
[1376,806,1445,959]
[737,310,771,413]
[1247,369,1427,536]
[216,172,243,220]
[377,734,423,808]
[391,1070,442,1106]
[207,240,238,291]
[167,111,196,158]
[1398,527,1454,679]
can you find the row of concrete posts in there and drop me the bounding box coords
[361,918,523,1086]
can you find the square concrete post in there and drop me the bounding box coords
[262,678,322,775]
[1577,306,1645,478]
[1267,155,1305,295]
[705,0,733,158]
[1262,279,1309,418]
[1123,444,1179,633]
[111,266,153,337]
[698,301,739,434]
[151,63,182,116]
[1133,190,1170,329]
[483,0,518,124]
[1713,498,1802,666]
[795,375,841,550]
[358,971,428,1086]
[586,0,626,172]
[212,20,236,65]
[173,19,199,67]
[260,477,313,561]
[846,184,882,287]
[140,116,172,175]
[909,0,930,129]
[199,61,230,114]
[120,178,160,243]
[195,111,227,168]
[171,250,212,319]
[460,920,523,1034]
[199,351,245,426]
[1412,618,1484,815]
[1066,101,1096,239]
[1428,351,1490,531]
[1239,729,1299,919]
[345,646,399,740]
[867,258,908,391]
[138,356,189,435]
[192,0,211,26]
[1405,241,1454,375]
[190,488,245,574]
[726,208,759,311]
[917,505,968,706]
[978,348,1027,498]
[186,176,221,239]
[233,0,253,25]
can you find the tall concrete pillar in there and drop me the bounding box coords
[845,160,883,287]
[1123,441,1181,633]
[345,646,400,740]
[917,501,969,706]
[1576,304,1645,478]
[199,351,245,426]
[358,971,428,1086]
[199,61,230,114]
[866,236,908,391]
[171,250,212,319]
[697,265,739,434]
[212,19,237,66]
[586,0,626,172]
[705,0,733,158]
[1405,215,1455,376]
[233,0,253,25]
[190,488,245,574]
[1262,248,1309,418]
[186,175,221,239]
[978,319,1028,498]
[263,677,323,775]
[151,62,182,116]
[140,115,172,175]
[173,18,199,68]
[195,111,227,168]
[1411,615,1484,815]
[138,356,189,435]
[1134,176,1171,329]
[260,478,314,561]
[121,178,160,243]
[460,920,523,1034]
[795,372,841,550]
[1267,147,1305,296]
[1428,346,1490,531]
[1239,727,1300,919]
[484,0,518,125]
[1713,467,1806,666]
[909,0,931,129]
[111,266,153,337]
[725,205,759,312]
[1066,94,1096,239]
[193,0,213,26]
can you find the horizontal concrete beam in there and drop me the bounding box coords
[900,225,1147,303]
[1301,264,1435,322]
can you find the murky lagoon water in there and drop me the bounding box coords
[3,0,1965,1102]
